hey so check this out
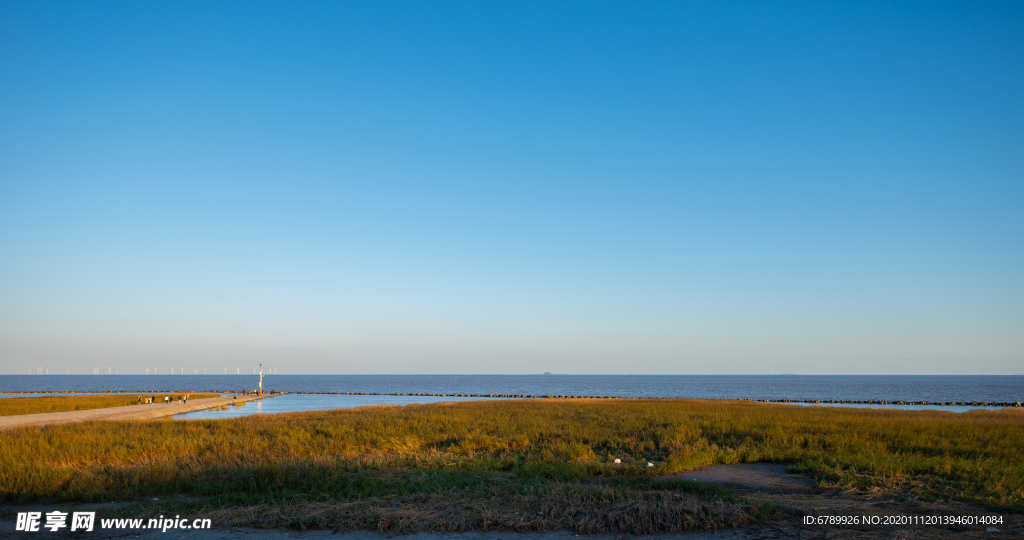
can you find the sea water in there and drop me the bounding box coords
[1,374,1020,417]
[2,374,1021,401]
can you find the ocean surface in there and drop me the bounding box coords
[3,374,1021,402]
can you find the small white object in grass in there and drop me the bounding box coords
[613,458,621,464]
[647,462,654,467]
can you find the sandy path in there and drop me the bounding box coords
[0,394,270,430]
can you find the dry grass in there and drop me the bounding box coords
[0,393,221,416]
[191,479,765,534]
[1,399,1021,520]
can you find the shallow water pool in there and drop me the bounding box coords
[174,393,515,419]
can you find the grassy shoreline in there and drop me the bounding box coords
[1,399,1020,531]
[0,393,221,416]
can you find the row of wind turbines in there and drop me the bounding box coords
[29,367,280,375]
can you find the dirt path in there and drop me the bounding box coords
[668,463,1019,539]
[0,394,269,430]
[675,463,817,493]
[0,524,756,539]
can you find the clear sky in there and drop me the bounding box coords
[1,1,1022,375]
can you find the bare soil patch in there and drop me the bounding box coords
[0,523,756,540]
[673,464,817,494]
[666,463,1020,539]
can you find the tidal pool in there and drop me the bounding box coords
[174,393,515,419]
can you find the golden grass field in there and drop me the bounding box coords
[0,393,221,416]
[1,399,1020,532]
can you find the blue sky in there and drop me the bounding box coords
[1,1,1022,374]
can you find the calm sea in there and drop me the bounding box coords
[2,374,1021,403]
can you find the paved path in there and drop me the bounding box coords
[0,394,271,430]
